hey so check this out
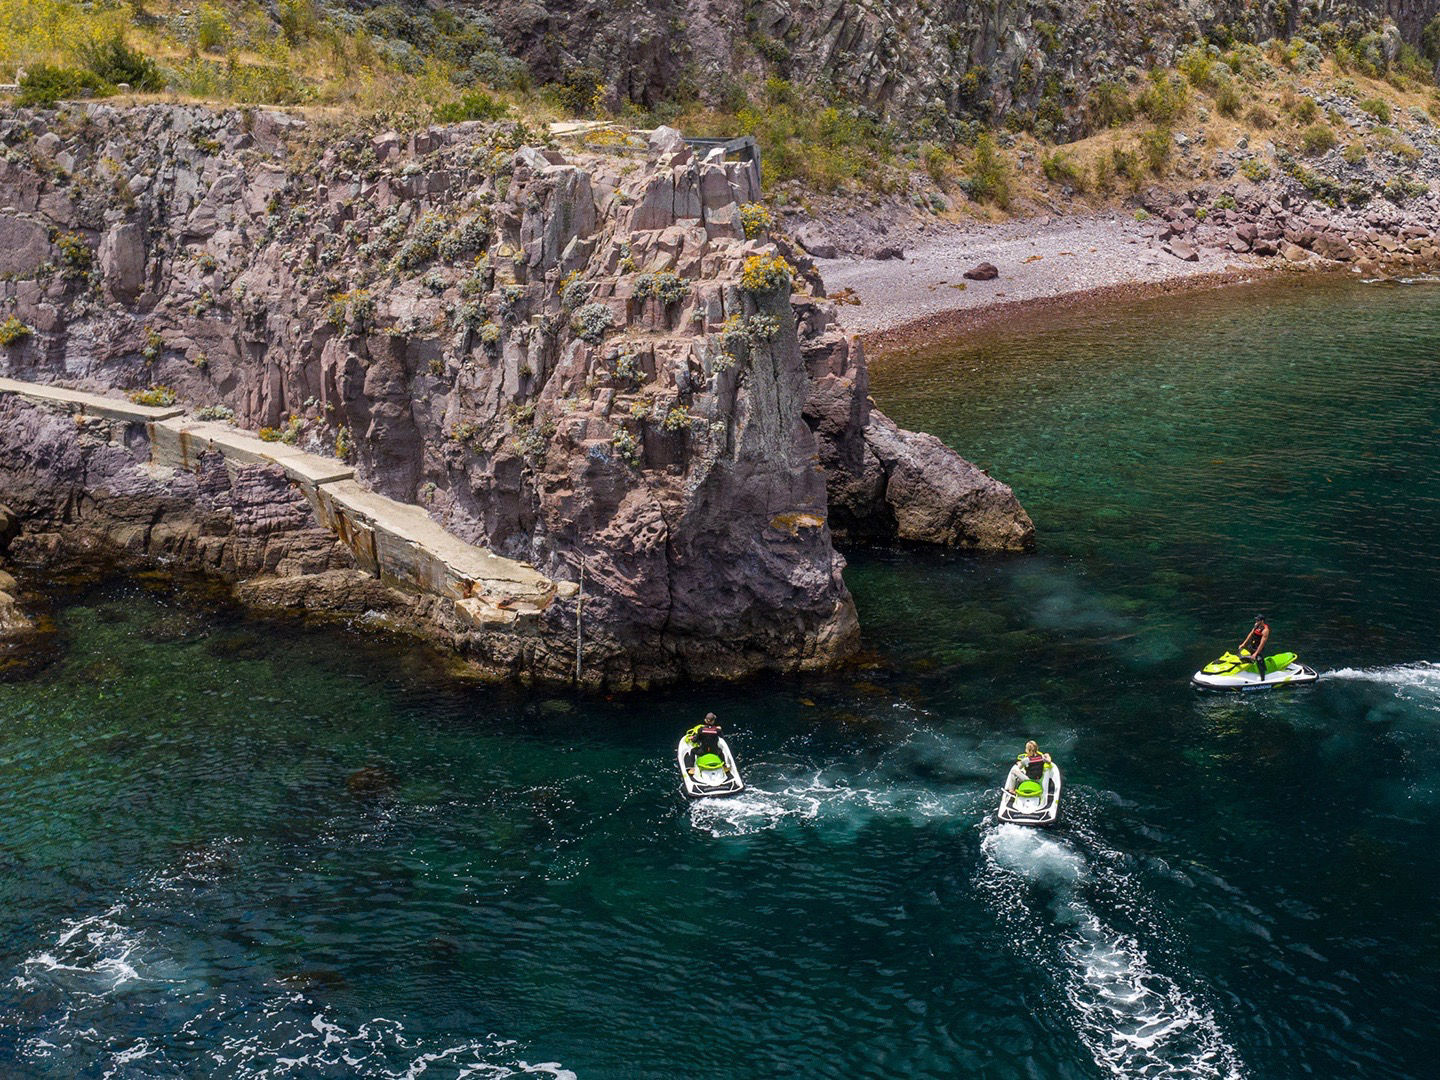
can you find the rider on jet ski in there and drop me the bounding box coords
[684,713,723,756]
[1018,740,1050,779]
[1239,615,1270,681]
[1006,741,1051,795]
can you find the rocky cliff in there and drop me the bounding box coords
[479,0,1440,137]
[0,105,1032,685]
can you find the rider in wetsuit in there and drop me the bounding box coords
[1239,614,1270,681]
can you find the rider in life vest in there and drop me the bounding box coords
[1017,739,1051,782]
[1239,614,1270,681]
[684,713,723,756]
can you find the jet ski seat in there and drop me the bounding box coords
[695,753,726,772]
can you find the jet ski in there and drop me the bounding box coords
[1191,651,1318,691]
[677,732,744,799]
[998,756,1062,827]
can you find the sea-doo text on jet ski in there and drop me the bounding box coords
[998,754,1062,827]
[1192,651,1318,691]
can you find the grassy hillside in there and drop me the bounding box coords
[3,2,1439,216]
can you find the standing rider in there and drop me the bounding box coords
[1239,614,1270,681]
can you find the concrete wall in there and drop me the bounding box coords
[0,377,565,629]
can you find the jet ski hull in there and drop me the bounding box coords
[1192,651,1318,691]
[678,735,744,798]
[998,761,1062,827]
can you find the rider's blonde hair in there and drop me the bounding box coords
[1024,740,1039,756]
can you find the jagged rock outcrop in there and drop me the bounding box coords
[799,311,1034,550]
[476,0,1440,138]
[0,104,1030,685]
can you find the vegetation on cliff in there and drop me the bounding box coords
[6,3,1440,204]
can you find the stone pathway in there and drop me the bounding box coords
[0,377,565,628]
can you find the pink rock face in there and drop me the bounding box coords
[0,105,1033,687]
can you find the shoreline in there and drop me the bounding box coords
[859,266,1282,357]
[812,195,1439,358]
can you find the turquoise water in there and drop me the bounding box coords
[4,277,1440,1078]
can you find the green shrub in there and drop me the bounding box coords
[55,233,92,279]
[573,302,615,343]
[1424,15,1440,64]
[1110,145,1142,183]
[1178,47,1217,90]
[634,272,690,305]
[1358,98,1391,124]
[1343,141,1367,164]
[1300,124,1336,155]
[196,405,236,422]
[0,316,33,346]
[277,0,320,47]
[738,254,794,295]
[661,407,693,433]
[1212,193,1236,211]
[1136,71,1188,126]
[195,4,233,53]
[559,275,590,310]
[966,132,1010,207]
[920,143,950,185]
[128,385,177,407]
[1214,79,1242,118]
[1086,80,1134,130]
[1240,158,1271,181]
[77,33,163,92]
[1139,127,1172,174]
[610,427,640,467]
[434,89,509,124]
[1040,150,1086,191]
[17,65,113,107]
[1285,94,1318,124]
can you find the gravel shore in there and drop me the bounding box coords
[816,213,1272,351]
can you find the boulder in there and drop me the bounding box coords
[647,126,687,157]
[1312,234,1355,262]
[963,261,998,280]
[0,590,30,638]
[864,413,1034,551]
[98,222,147,303]
[1163,240,1199,262]
[873,245,906,261]
[795,224,839,260]
[0,214,52,277]
[1280,241,1311,262]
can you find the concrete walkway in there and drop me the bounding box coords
[0,377,565,628]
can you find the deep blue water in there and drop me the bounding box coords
[3,276,1440,1078]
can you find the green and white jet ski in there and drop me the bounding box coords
[1192,651,1318,691]
[677,732,744,799]
[998,756,1062,827]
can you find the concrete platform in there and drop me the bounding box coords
[0,377,185,422]
[0,376,559,628]
[150,418,355,489]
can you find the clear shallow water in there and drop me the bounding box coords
[4,277,1440,1078]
